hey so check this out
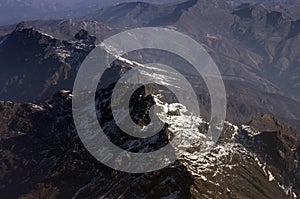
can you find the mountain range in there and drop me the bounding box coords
[0,0,186,25]
[0,0,299,198]
[0,76,299,198]
[1,0,300,128]
[1,0,299,25]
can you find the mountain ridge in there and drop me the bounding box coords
[0,89,298,198]
[0,22,97,102]
[0,20,300,131]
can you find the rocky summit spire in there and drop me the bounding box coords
[15,21,30,32]
[72,29,98,45]
[74,29,90,40]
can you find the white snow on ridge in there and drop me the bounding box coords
[242,125,261,136]
[27,103,45,111]
[254,155,298,198]
[56,49,71,60]
[224,121,239,140]
[40,31,54,39]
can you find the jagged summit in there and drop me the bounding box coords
[0,25,97,102]
[14,21,31,32]
[74,29,90,40]
[72,28,98,45]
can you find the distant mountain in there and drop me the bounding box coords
[0,19,122,41]
[228,0,300,6]
[77,0,300,128]
[0,0,185,25]
[227,0,300,19]
[229,3,300,99]
[86,0,300,100]
[82,0,199,27]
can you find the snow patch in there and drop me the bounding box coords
[267,170,275,182]
[56,49,71,59]
[29,104,45,111]
[224,121,239,140]
[242,125,261,137]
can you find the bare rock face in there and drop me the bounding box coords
[238,114,300,197]
[14,21,30,32]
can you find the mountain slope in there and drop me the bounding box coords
[79,0,300,129]
[83,0,300,101]
[0,22,97,102]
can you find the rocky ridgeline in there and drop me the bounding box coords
[0,22,97,102]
